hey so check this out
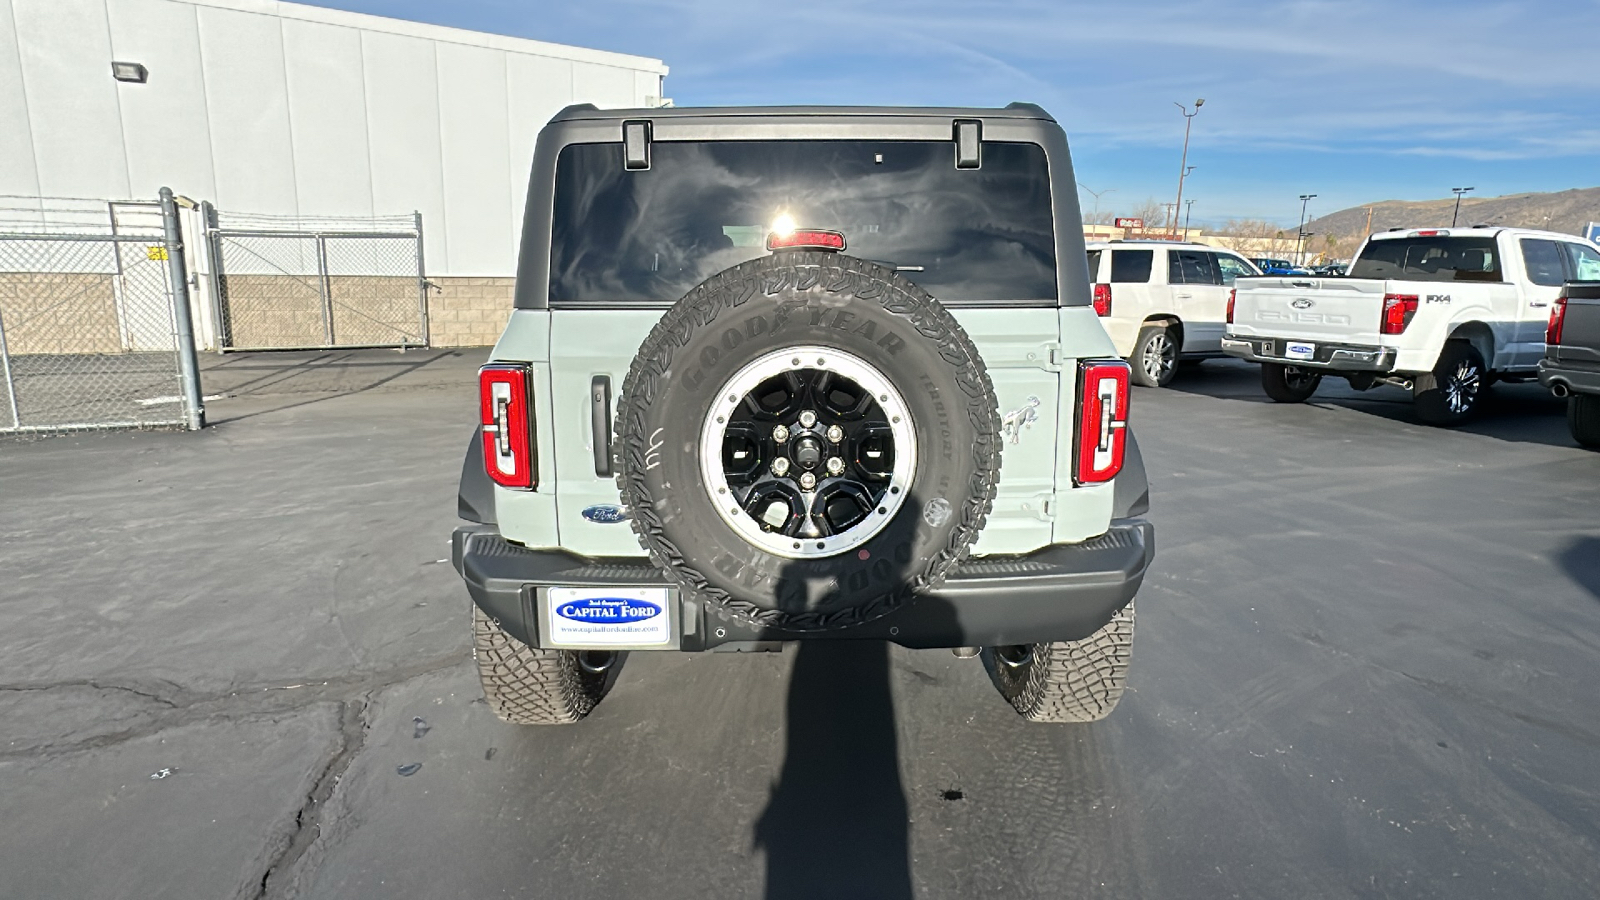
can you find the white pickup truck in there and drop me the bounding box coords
[1223,226,1600,425]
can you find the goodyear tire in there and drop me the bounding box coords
[472,605,612,725]
[1570,394,1600,448]
[984,602,1135,723]
[615,252,1000,632]
[1260,362,1321,403]
[1413,341,1485,426]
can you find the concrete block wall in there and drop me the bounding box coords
[0,273,122,354]
[426,277,516,347]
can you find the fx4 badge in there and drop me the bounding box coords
[1002,395,1041,445]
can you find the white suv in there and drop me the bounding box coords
[1086,241,1261,386]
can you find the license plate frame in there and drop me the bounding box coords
[540,586,677,649]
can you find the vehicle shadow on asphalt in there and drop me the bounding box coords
[1558,537,1600,603]
[200,348,480,424]
[753,493,959,900]
[1166,359,1577,449]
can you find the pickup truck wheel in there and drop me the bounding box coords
[1260,362,1321,402]
[1129,326,1179,388]
[615,252,1000,632]
[1569,395,1600,448]
[1413,342,1485,426]
[984,602,1134,723]
[471,605,611,725]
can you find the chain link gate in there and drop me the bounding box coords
[209,212,428,351]
[0,197,199,433]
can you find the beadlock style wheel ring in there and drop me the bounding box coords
[698,346,917,560]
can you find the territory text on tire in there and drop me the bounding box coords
[1569,394,1600,448]
[614,252,1000,633]
[1260,362,1321,403]
[984,601,1135,723]
[1413,340,1485,426]
[472,605,613,725]
[1130,325,1179,388]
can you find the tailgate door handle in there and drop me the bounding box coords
[1291,281,1315,288]
[591,376,613,477]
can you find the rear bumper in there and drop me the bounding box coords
[452,519,1154,651]
[1222,336,1396,372]
[1538,357,1600,397]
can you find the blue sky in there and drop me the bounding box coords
[314,0,1599,227]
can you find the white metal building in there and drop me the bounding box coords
[0,0,670,278]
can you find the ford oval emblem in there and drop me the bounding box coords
[581,504,629,524]
[1291,298,1315,309]
[556,596,663,624]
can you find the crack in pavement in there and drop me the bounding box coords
[252,699,371,900]
[0,653,465,760]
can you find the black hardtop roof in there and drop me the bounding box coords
[550,101,1056,124]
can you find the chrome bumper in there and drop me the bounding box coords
[1222,337,1397,373]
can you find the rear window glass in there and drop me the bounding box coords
[1109,250,1153,283]
[1349,236,1503,283]
[549,140,1057,303]
[1168,250,1219,285]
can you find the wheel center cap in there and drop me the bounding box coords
[792,436,823,469]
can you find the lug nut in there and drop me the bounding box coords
[771,457,790,477]
[799,472,817,490]
[826,457,845,476]
[826,424,844,443]
[772,424,790,443]
[798,410,818,429]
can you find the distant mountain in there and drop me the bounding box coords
[1302,187,1600,260]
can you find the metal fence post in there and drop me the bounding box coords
[159,187,206,430]
[413,211,430,347]
[0,309,19,429]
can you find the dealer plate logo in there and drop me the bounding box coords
[547,588,671,646]
[581,504,629,524]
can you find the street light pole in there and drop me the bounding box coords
[1172,99,1204,238]
[1451,186,1475,227]
[1077,182,1116,234]
[1295,193,1317,266]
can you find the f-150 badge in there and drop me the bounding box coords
[1002,395,1041,445]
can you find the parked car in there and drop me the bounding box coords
[1310,262,1347,276]
[1538,281,1600,447]
[1251,257,1310,275]
[453,103,1154,725]
[1087,240,1261,386]
[1224,227,1600,425]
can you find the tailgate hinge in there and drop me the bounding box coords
[1026,493,1056,522]
[1038,343,1064,371]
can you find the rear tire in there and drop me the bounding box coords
[1261,362,1321,403]
[984,602,1135,723]
[1413,341,1486,426]
[472,605,611,725]
[1129,325,1179,388]
[1570,394,1600,448]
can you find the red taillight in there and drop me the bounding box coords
[1547,295,1567,346]
[1381,294,1419,335]
[1074,359,1131,486]
[480,364,535,489]
[1226,288,1236,324]
[767,229,846,252]
[1092,283,1112,316]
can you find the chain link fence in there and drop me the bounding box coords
[0,197,198,434]
[209,211,428,351]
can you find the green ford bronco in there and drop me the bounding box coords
[452,103,1154,724]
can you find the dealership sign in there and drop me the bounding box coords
[1114,218,1144,229]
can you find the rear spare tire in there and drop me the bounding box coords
[1260,362,1321,403]
[615,252,1000,632]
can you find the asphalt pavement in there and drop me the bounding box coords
[2,350,1597,900]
